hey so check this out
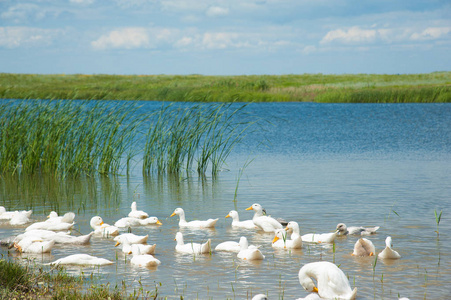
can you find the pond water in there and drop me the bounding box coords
[1,102,451,299]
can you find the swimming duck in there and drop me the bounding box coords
[237,236,265,260]
[215,238,259,252]
[252,294,268,300]
[286,221,338,243]
[130,244,161,267]
[25,219,74,232]
[174,232,211,254]
[0,206,32,221]
[378,236,401,259]
[128,202,149,219]
[245,203,283,233]
[226,210,257,229]
[114,216,162,228]
[120,242,156,255]
[336,223,380,236]
[9,210,33,226]
[298,261,357,300]
[272,228,302,249]
[50,254,114,266]
[170,207,218,228]
[90,216,119,237]
[47,211,76,224]
[14,236,55,254]
[114,233,148,245]
[352,238,375,256]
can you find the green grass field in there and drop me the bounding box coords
[1,72,450,102]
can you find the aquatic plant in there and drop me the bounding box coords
[434,209,442,237]
[143,103,255,176]
[0,100,143,177]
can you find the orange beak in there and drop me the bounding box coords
[170,212,176,217]
[245,206,253,211]
[272,236,280,243]
[114,241,120,247]
[313,287,319,293]
[156,220,162,225]
[225,214,230,218]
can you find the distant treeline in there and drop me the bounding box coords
[0,72,450,103]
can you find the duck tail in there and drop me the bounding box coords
[349,287,358,300]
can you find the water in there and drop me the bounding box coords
[1,102,450,299]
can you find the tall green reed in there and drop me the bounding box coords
[143,103,255,176]
[0,100,144,177]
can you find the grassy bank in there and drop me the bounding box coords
[0,258,148,300]
[1,72,450,103]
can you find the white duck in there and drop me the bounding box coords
[14,230,70,242]
[90,216,119,237]
[215,238,259,252]
[10,210,33,226]
[25,219,74,232]
[114,233,148,245]
[47,211,76,224]
[336,223,380,236]
[298,261,357,300]
[226,210,257,229]
[130,244,161,267]
[286,221,338,243]
[170,207,218,228]
[17,230,92,245]
[114,216,162,228]
[120,242,156,255]
[378,236,401,259]
[237,236,265,260]
[0,206,32,221]
[272,228,302,249]
[174,232,211,254]
[252,295,268,300]
[352,238,375,257]
[128,201,149,219]
[245,203,283,233]
[14,236,55,254]
[50,254,113,266]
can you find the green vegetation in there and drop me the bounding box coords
[434,209,443,237]
[0,100,254,177]
[143,103,254,175]
[0,258,154,299]
[0,72,450,102]
[0,100,143,177]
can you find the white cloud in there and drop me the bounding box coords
[70,0,95,5]
[320,25,451,46]
[91,27,183,50]
[0,26,62,48]
[321,26,377,44]
[302,45,316,54]
[1,4,43,23]
[91,28,150,50]
[410,27,451,41]
[206,6,229,17]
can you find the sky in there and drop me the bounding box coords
[0,0,450,75]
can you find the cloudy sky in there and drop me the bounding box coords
[1,0,450,75]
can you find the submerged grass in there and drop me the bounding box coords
[0,72,450,103]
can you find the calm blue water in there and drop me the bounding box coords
[1,102,450,299]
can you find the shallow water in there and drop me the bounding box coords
[1,102,451,299]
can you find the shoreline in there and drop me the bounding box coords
[1,72,450,103]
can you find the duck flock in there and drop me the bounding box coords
[0,202,405,300]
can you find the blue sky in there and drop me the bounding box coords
[0,0,450,75]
